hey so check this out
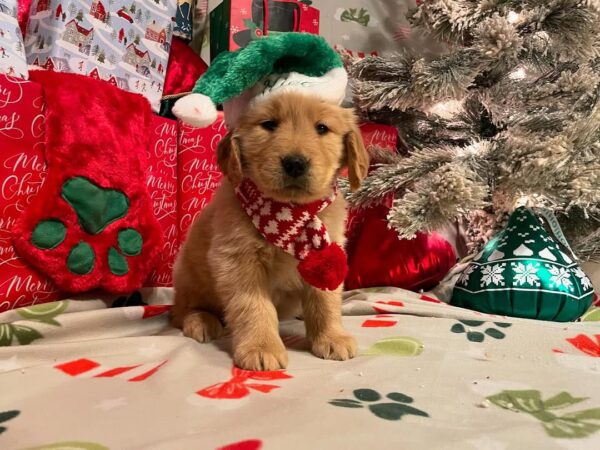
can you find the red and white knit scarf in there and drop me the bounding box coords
[235,179,348,290]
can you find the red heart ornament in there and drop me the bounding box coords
[345,203,456,291]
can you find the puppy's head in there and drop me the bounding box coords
[217,92,369,203]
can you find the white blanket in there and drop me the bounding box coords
[1,285,599,450]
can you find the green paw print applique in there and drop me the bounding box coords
[30,177,143,276]
[451,320,512,342]
[330,389,429,421]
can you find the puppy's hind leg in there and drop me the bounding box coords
[182,310,224,343]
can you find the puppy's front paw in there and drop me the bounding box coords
[234,342,288,371]
[183,311,224,343]
[311,332,357,361]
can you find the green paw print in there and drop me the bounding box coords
[0,410,20,435]
[31,177,143,276]
[330,389,429,421]
[451,320,512,342]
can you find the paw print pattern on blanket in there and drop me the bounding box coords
[450,320,512,342]
[30,177,143,276]
[330,389,429,421]
[0,410,20,435]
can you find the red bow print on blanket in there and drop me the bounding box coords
[217,440,262,450]
[566,334,600,357]
[197,366,293,399]
[372,300,405,314]
[362,315,399,328]
[55,358,167,381]
[141,304,171,319]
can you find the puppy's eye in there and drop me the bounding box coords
[261,120,278,131]
[316,123,329,135]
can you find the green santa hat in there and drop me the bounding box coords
[172,33,347,128]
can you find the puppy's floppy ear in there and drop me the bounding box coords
[216,131,243,187]
[343,112,369,191]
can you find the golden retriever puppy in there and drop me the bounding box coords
[171,92,369,371]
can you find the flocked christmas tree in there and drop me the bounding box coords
[344,0,600,261]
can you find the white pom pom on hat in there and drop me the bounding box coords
[172,93,218,128]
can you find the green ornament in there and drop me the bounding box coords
[452,207,594,322]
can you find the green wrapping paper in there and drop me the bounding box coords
[452,207,594,322]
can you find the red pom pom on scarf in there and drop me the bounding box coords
[298,243,348,291]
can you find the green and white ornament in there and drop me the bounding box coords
[452,207,594,322]
[173,33,347,129]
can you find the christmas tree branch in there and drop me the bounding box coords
[348,0,600,259]
[347,141,492,209]
[387,163,489,239]
[351,49,483,112]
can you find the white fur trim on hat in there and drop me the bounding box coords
[252,67,348,105]
[222,67,349,129]
[172,93,218,128]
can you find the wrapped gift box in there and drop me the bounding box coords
[177,113,225,238]
[174,0,194,40]
[144,115,179,287]
[24,0,178,111]
[209,0,319,61]
[337,122,397,179]
[359,122,397,150]
[0,74,61,311]
[0,0,29,79]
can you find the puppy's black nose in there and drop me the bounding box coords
[281,155,309,178]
